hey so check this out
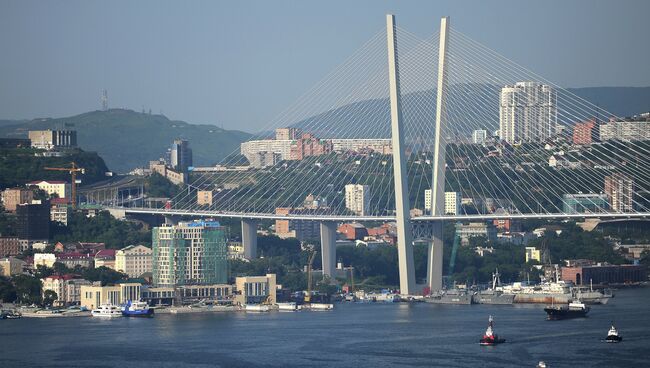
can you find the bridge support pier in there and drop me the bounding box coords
[427,221,444,292]
[241,219,258,259]
[320,221,337,281]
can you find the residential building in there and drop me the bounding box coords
[525,247,541,263]
[0,237,20,257]
[50,199,71,225]
[289,133,333,160]
[338,223,368,240]
[275,127,301,140]
[115,245,153,278]
[197,190,213,206]
[605,173,634,212]
[561,264,646,286]
[41,275,91,306]
[492,208,521,232]
[562,193,609,214]
[27,180,70,199]
[472,129,487,144]
[345,184,370,216]
[240,139,292,168]
[227,241,245,260]
[0,257,25,277]
[16,200,50,245]
[424,190,461,215]
[152,220,228,287]
[499,82,556,144]
[455,222,498,246]
[94,249,116,269]
[1,188,34,212]
[149,160,187,185]
[28,130,77,150]
[599,119,650,141]
[34,253,57,268]
[330,138,392,154]
[56,252,94,269]
[572,119,598,145]
[234,274,277,305]
[170,139,193,172]
[274,207,322,241]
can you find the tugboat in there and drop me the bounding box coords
[544,300,590,320]
[121,300,154,317]
[479,315,506,345]
[605,324,622,343]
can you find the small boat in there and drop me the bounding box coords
[544,300,590,320]
[308,303,334,311]
[479,315,506,345]
[121,300,154,317]
[245,304,270,312]
[605,324,622,343]
[91,304,123,318]
[537,362,548,368]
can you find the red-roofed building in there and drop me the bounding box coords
[56,252,94,269]
[338,223,368,240]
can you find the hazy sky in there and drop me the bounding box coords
[1,0,649,132]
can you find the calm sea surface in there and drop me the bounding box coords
[2,287,650,368]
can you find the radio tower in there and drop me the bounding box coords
[101,89,108,111]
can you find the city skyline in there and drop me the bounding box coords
[1,0,649,131]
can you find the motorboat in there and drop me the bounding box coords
[91,304,123,318]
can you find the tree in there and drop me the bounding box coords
[81,266,127,286]
[42,290,58,306]
[0,276,17,303]
[13,275,42,305]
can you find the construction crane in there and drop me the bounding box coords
[44,162,85,209]
[304,249,317,303]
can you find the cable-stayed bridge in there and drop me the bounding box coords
[92,16,650,295]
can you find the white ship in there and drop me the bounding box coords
[277,302,302,311]
[91,304,123,318]
[244,304,271,312]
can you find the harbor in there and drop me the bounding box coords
[1,287,648,368]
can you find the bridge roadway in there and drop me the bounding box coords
[105,205,648,290]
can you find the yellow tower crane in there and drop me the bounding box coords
[44,162,85,209]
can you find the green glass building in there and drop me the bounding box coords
[152,220,228,287]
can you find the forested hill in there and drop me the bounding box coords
[0,109,251,173]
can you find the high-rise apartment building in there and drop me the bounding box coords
[604,173,634,212]
[289,133,333,160]
[152,221,228,287]
[599,119,650,142]
[424,190,462,215]
[345,184,370,216]
[499,82,556,144]
[472,130,487,145]
[572,119,598,145]
[170,139,193,172]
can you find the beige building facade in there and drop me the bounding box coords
[115,245,153,278]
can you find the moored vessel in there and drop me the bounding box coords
[426,288,473,305]
[473,269,515,305]
[277,302,301,311]
[121,300,154,317]
[91,304,123,318]
[605,324,622,343]
[307,303,334,310]
[245,304,271,312]
[479,315,506,345]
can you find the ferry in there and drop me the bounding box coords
[91,304,123,318]
[121,300,154,317]
[479,315,506,345]
[605,324,622,343]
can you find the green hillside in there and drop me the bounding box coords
[0,109,251,173]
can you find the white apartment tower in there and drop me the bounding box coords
[424,190,461,215]
[345,184,370,216]
[499,82,557,144]
[472,129,487,145]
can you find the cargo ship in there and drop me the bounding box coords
[501,266,572,304]
[544,300,590,320]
